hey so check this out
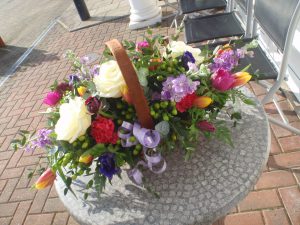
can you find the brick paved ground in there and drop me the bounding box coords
[0,16,300,225]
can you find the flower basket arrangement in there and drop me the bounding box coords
[12,32,257,197]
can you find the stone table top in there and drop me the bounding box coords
[55,88,270,225]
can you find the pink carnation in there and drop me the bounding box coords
[43,91,61,106]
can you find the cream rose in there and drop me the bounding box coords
[167,41,204,65]
[93,60,126,98]
[55,97,91,143]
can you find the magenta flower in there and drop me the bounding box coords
[211,69,235,92]
[197,121,216,132]
[136,41,149,51]
[43,91,61,106]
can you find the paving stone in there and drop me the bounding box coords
[0,178,18,203]
[43,197,66,213]
[279,136,300,152]
[30,188,50,214]
[268,151,300,170]
[223,211,264,225]
[238,189,282,211]
[24,213,54,225]
[279,186,300,225]
[0,217,12,225]
[263,208,291,225]
[53,212,69,225]
[0,167,24,179]
[10,187,36,202]
[0,151,13,161]
[255,170,296,190]
[270,130,282,154]
[67,216,80,225]
[10,200,32,225]
[0,179,7,193]
[0,202,18,217]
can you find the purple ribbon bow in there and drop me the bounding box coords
[127,148,167,185]
[118,122,160,148]
[118,121,166,185]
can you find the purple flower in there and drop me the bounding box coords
[197,121,216,132]
[161,74,200,102]
[43,91,61,106]
[211,69,235,92]
[209,49,241,72]
[80,56,89,64]
[98,153,120,180]
[90,65,100,77]
[32,129,53,148]
[68,74,80,85]
[25,129,52,152]
[187,62,199,72]
[181,51,195,71]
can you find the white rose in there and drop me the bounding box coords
[55,97,91,143]
[167,41,204,65]
[93,60,126,98]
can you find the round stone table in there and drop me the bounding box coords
[55,88,270,225]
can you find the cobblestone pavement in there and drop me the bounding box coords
[0,16,300,225]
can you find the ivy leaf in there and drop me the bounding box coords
[155,121,170,137]
[137,67,149,87]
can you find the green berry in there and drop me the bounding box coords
[171,109,178,115]
[150,110,156,116]
[78,135,85,142]
[121,110,126,115]
[125,114,132,120]
[117,119,123,125]
[129,136,136,142]
[171,133,177,141]
[136,144,142,150]
[82,142,89,149]
[157,75,164,81]
[154,103,160,109]
[133,148,140,156]
[163,114,169,121]
[116,103,123,109]
[167,67,173,73]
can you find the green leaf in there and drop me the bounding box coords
[231,112,242,120]
[242,98,256,105]
[84,193,89,200]
[64,188,68,195]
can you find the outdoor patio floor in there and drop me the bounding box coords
[0,16,300,225]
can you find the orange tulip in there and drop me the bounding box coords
[120,86,133,104]
[193,96,213,109]
[231,72,252,88]
[77,86,87,96]
[149,58,162,71]
[79,154,93,164]
[34,168,56,190]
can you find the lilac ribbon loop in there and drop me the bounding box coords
[127,148,167,185]
[118,121,160,148]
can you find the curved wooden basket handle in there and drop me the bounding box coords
[105,39,154,129]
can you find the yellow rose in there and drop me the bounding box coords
[167,41,204,65]
[55,97,91,143]
[93,60,126,98]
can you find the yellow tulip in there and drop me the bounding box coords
[193,96,213,109]
[79,154,93,164]
[232,72,252,88]
[77,86,87,96]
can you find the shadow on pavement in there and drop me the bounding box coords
[0,45,59,76]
